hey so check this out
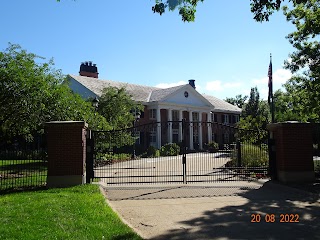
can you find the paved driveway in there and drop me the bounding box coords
[96,152,237,184]
[101,181,320,240]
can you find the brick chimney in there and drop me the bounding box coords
[188,79,196,89]
[79,61,99,78]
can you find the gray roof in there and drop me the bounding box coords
[69,74,241,113]
[202,94,241,113]
[149,85,188,102]
[69,74,158,102]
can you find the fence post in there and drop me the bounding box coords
[236,140,242,167]
[268,133,277,180]
[182,119,187,184]
[86,129,94,183]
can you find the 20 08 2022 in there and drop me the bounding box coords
[251,214,299,223]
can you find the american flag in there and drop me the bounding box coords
[268,55,273,105]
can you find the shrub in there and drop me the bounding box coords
[230,143,268,168]
[146,146,159,157]
[160,143,180,156]
[206,142,219,153]
[95,153,131,167]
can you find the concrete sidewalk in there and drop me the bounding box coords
[101,181,320,240]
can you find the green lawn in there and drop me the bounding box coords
[0,184,142,240]
[0,160,47,191]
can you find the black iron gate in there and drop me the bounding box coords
[86,121,269,185]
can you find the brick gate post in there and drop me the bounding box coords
[267,122,315,183]
[45,121,88,187]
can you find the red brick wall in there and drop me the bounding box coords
[79,71,98,78]
[46,122,87,176]
[273,123,313,171]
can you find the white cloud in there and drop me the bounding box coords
[274,68,292,84]
[155,81,186,88]
[252,68,292,85]
[205,81,242,92]
[206,81,223,91]
[224,82,242,88]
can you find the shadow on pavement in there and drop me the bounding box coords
[151,181,320,240]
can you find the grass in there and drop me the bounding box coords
[0,160,47,191]
[0,184,142,240]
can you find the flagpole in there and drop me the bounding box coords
[268,53,275,123]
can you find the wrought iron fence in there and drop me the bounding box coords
[89,121,269,185]
[0,134,47,193]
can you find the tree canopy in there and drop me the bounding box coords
[97,86,143,130]
[224,94,248,109]
[151,0,311,22]
[0,43,108,141]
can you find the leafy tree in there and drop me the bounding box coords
[97,86,143,130]
[0,43,108,141]
[242,87,260,118]
[237,87,270,144]
[277,74,320,122]
[225,94,248,109]
[151,0,310,22]
[94,87,144,156]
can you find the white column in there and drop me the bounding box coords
[189,111,194,150]
[207,112,212,144]
[198,112,203,150]
[156,107,161,149]
[178,110,183,142]
[168,109,172,144]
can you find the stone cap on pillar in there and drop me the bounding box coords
[267,121,310,132]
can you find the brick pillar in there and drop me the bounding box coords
[46,121,88,187]
[267,122,315,183]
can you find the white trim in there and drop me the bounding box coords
[207,112,212,144]
[189,111,194,150]
[198,112,203,150]
[168,109,173,144]
[156,107,161,149]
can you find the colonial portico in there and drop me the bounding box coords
[142,83,215,150]
[148,106,213,150]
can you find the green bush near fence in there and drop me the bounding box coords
[205,142,219,153]
[145,146,160,157]
[231,143,268,167]
[0,150,47,160]
[94,153,132,167]
[160,143,180,156]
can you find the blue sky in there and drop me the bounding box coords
[1,0,295,100]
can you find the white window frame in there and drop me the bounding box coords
[172,110,179,121]
[211,113,217,123]
[149,109,156,120]
[235,115,240,123]
[149,127,157,143]
[223,114,229,124]
[192,112,199,122]
[172,129,179,143]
